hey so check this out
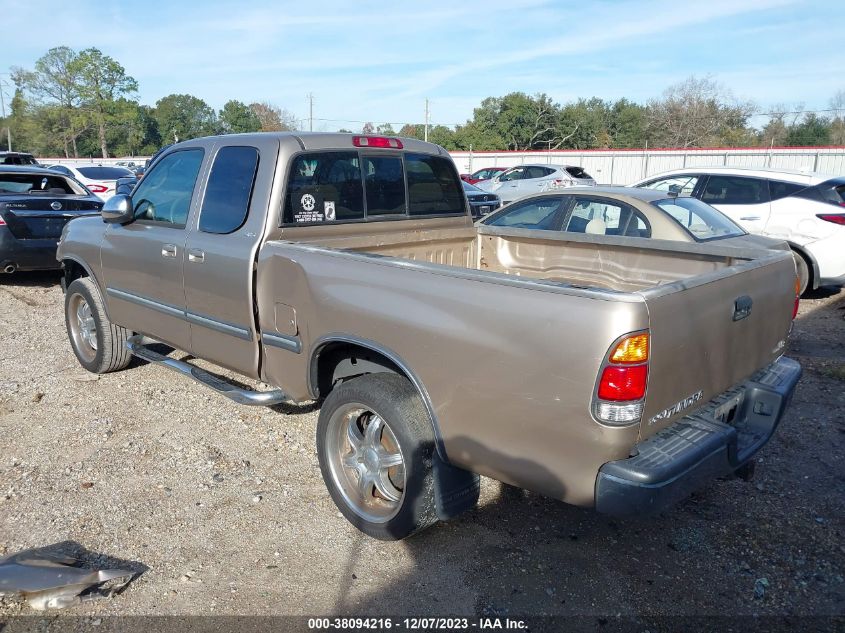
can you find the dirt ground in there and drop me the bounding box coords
[0,272,842,627]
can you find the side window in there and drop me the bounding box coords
[525,166,552,179]
[199,146,259,234]
[769,180,805,201]
[284,152,364,223]
[499,168,524,182]
[406,154,464,216]
[131,149,204,227]
[363,156,406,216]
[562,198,649,237]
[486,197,564,229]
[641,175,699,196]
[701,176,770,204]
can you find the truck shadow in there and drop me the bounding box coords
[329,428,829,624]
[0,270,62,288]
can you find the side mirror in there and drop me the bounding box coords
[102,194,134,224]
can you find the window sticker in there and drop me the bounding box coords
[324,200,336,221]
[293,192,324,222]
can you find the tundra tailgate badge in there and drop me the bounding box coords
[649,390,704,425]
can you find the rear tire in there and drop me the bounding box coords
[65,277,133,374]
[316,373,438,540]
[792,250,811,296]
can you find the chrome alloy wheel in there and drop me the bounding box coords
[68,294,97,361]
[326,404,406,523]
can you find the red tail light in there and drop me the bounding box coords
[598,365,648,401]
[87,184,108,193]
[352,136,403,149]
[0,214,6,226]
[816,213,845,225]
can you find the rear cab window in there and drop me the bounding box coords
[653,197,745,241]
[564,197,650,237]
[199,146,260,234]
[283,151,465,225]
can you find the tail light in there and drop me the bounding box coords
[816,213,845,225]
[87,184,109,194]
[792,277,801,320]
[593,331,649,425]
[0,213,6,226]
[352,136,403,149]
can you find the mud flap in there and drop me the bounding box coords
[433,453,480,521]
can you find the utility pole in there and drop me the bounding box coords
[307,93,314,132]
[0,79,11,151]
[424,98,429,142]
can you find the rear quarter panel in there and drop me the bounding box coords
[256,242,650,506]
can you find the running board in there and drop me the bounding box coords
[126,335,289,406]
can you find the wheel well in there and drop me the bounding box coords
[313,342,403,398]
[62,259,88,288]
[786,243,817,290]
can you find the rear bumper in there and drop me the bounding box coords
[595,356,802,516]
[0,228,61,271]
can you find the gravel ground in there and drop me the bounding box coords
[0,273,843,624]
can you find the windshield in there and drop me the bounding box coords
[0,172,85,195]
[462,181,483,192]
[77,166,134,180]
[652,197,745,241]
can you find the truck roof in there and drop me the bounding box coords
[171,132,449,156]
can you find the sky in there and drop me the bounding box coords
[2,0,843,131]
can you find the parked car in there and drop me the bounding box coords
[631,167,845,294]
[0,151,39,165]
[478,186,781,251]
[476,164,596,204]
[0,166,102,273]
[460,167,506,184]
[462,180,500,218]
[47,164,135,201]
[58,133,801,541]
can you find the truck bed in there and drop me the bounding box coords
[276,215,778,293]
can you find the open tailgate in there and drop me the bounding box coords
[639,250,796,440]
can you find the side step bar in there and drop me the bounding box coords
[126,334,289,407]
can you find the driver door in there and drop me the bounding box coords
[100,147,207,352]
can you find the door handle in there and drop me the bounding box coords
[187,249,205,263]
[161,244,177,258]
[740,216,761,221]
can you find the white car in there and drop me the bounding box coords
[632,167,845,294]
[47,164,135,201]
[476,163,595,204]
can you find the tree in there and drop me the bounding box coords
[72,48,138,157]
[829,90,845,145]
[220,100,261,134]
[248,101,296,131]
[361,122,375,134]
[376,122,395,135]
[645,75,755,148]
[11,47,86,157]
[154,94,218,142]
[786,113,831,146]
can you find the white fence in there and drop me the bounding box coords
[449,147,845,185]
[41,146,845,186]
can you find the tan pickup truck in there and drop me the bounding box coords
[57,133,802,540]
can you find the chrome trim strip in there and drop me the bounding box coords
[186,311,252,341]
[106,287,184,318]
[263,332,302,353]
[107,287,253,341]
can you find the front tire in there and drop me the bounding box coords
[65,277,133,374]
[317,373,438,540]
